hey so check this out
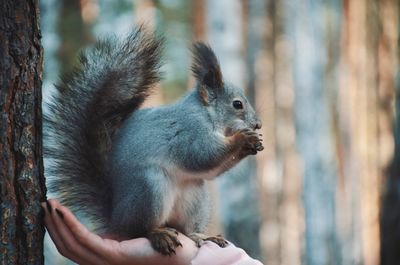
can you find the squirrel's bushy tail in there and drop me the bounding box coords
[45,28,163,228]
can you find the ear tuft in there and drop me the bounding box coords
[191,42,223,89]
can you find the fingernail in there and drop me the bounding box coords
[46,201,52,213]
[55,208,64,220]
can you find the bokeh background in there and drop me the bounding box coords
[41,0,399,264]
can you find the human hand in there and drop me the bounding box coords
[191,241,264,265]
[43,199,263,265]
[42,199,199,265]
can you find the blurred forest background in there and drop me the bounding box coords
[40,0,399,264]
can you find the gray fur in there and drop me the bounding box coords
[46,31,262,241]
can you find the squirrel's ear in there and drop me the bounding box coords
[191,42,223,105]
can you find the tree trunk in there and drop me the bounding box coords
[286,0,342,264]
[379,0,400,264]
[257,0,303,264]
[0,1,46,264]
[381,93,400,265]
[206,0,262,259]
[57,0,92,79]
[192,0,206,40]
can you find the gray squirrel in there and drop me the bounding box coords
[45,27,263,255]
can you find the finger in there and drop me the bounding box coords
[46,200,92,265]
[191,241,244,265]
[42,201,67,255]
[58,203,117,256]
[119,233,199,265]
[44,200,86,264]
[48,200,107,265]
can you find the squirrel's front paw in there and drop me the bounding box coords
[238,128,264,155]
[148,227,182,256]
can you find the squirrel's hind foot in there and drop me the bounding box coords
[148,227,183,256]
[189,232,229,248]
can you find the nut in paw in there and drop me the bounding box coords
[237,128,264,156]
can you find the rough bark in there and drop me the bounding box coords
[0,1,46,264]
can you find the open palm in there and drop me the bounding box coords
[43,200,198,265]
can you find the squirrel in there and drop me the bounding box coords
[45,27,263,255]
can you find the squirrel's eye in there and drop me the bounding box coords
[232,100,243,110]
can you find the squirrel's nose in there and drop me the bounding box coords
[254,120,262,130]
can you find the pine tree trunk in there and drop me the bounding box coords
[381,93,400,265]
[379,0,400,264]
[57,0,92,78]
[286,0,342,264]
[0,1,46,264]
[206,0,262,259]
[257,0,303,263]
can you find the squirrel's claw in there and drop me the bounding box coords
[205,234,229,248]
[148,227,183,256]
[189,233,228,248]
[236,128,264,156]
